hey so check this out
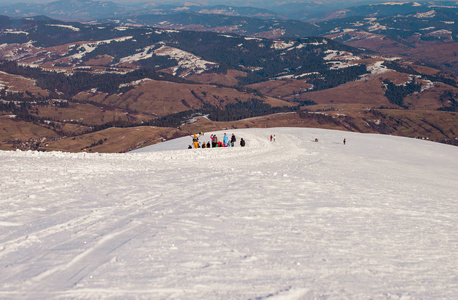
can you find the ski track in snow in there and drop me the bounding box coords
[0,127,457,299]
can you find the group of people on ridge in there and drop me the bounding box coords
[189,133,245,149]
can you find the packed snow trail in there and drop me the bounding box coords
[1,128,457,299]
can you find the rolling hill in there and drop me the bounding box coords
[0,14,457,152]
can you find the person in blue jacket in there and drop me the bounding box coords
[223,133,229,147]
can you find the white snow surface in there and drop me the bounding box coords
[1,127,457,299]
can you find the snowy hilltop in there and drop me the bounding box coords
[1,127,457,299]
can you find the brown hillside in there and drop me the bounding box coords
[73,80,294,117]
[36,103,149,126]
[43,126,179,153]
[187,69,247,86]
[404,82,458,110]
[286,75,392,106]
[344,35,458,73]
[0,116,58,150]
[0,72,49,96]
[248,79,314,99]
[83,55,115,67]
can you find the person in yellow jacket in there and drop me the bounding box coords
[192,134,199,148]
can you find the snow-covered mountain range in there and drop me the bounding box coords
[1,127,457,298]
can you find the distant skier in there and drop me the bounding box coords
[343,138,346,145]
[270,135,272,141]
[207,141,211,148]
[273,135,276,142]
[240,138,246,147]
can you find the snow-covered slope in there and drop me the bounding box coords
[1,128,457,299]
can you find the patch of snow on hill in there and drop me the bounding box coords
[3,29,29,35]
[296,72,320,78]
[292,41,327,50]
[1,128,457,299]
[351,21,365,27]
[368,22,387,31]
[219,34,237,38]
[367,61,389,75]
[415,10,436,18]
[199,9,237,15]
[153,45,218,77]
[324,50,361,61]
[0,41,40,61]
[119,46,155,64]
[328,61,359,70]
[119,78,153,89]
[69,36,133,60]
[271,41,295,50]
[420,79,434,92]
[427,29,452,37]
[376,2,406,5]
[47,24,80,31]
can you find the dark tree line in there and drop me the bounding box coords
[307,65,368,91]
[438,90,458,111]
[206,98,296,121]
[0,60,191,98]
[89,99,297,130]
[383,61,457,88]
[383,78,422,108]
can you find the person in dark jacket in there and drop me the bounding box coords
[240,138,246,147]
[231,133,236,147]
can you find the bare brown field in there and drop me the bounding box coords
[248,79,314,99]
[407,42,458,73]
[59,122,92,136]
[73,80,293,116]
[0,116,58,150]
[410,65,441,76]
[377,109,458,142]
[344,36,458,73]
[83,55,115,67]
[247,70,431,107]
[0,72,49,96]
[286,76,391,106]
[43,126,179,153]
[325,32,412,57]
[405,82,458,110]
[187,69,247,86]
[36,103,148,125]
